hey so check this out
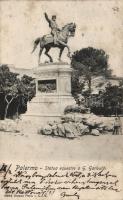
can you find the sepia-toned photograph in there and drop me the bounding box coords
[0,0,123,199]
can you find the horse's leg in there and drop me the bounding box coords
[38,47,43,65]
[65,45,71,58]
[44,47,53,62]
[58,47,64,62]
[58,41,71,58]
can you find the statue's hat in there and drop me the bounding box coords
[52,15,56,18]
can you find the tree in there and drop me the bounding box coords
[103,84,123,116]
[71,47,111,96]
[0,64,36,119]
[71,70,85,95]
[4,85,18,119]
[0,65,19,119]
[90,84,123,116]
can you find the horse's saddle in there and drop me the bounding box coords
[44,34,53,39]
[42,34,53,44]
[43,33,59,44]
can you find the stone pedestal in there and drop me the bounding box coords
[22,63,75,124]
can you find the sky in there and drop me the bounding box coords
[0,0,123,76]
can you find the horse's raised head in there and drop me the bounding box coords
[62,22,76,37]
[68,22,76,37]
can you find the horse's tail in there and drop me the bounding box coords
[31,37,41,53]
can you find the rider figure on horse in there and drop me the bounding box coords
[44,12,60,44]
[32,14,76,64]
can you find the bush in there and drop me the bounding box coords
[64,105,89,114]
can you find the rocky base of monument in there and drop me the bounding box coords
[38,112,114,139]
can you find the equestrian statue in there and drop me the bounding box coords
[32,12,76,65]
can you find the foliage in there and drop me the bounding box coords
[71,70,85,95]
[71,47,111,95]
[0,65,36,119]
[90,84,123,116]
[119,79,123,87]
[64,105,89,114]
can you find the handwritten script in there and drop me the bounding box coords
[0,164,120,199]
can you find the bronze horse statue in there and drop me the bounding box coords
[32,23,76,64]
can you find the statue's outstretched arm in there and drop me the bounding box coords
[44,12,50,23]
